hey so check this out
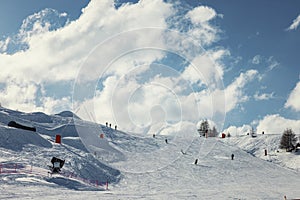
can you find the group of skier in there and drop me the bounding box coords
[152,134,235,165]
[193,154,234,165]
[105,122,117,130]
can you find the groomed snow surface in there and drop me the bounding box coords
[0,107,299,199]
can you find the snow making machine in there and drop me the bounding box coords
[48,157,65,174]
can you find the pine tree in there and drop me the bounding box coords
[280,128,297,152]
[197,120,209,137]
[211,126,218,137]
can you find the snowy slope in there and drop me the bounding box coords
[0,107,300,199]
[223,134,300,171]
[0,107,121,191]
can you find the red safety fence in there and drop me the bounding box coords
[0,162,108,190]
[0,163,29,174]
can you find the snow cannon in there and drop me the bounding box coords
[49,157,65,174]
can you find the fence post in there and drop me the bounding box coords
[14,164,17,173]
[0,163,1,174]
[96,180,98,187]
[106,180,108,190]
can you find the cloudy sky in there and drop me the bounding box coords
[0,0,299,135]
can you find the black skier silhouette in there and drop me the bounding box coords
[194,159,198,165]
[181,149,186,155]
[49,157,65,173]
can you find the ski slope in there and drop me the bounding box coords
[224,134,300,171]
[0,107,300,199]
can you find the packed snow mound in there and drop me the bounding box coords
[0,124,52,151]
[0,108,53,124]
[22,112,54,123]
[55,111,81,119]
[40,124,79,137]
[0,106,121,190]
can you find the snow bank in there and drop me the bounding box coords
[0,125,52,151]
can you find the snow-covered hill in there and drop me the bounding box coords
[0,107,121,190]
[223,134,300,171]
[0,107,300,199]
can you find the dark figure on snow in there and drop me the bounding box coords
[231,154,234,160]
[165,138,168,144]
[194,159,198,165]
[153,134,155,138]
[181,149,186,155]
[50,157,65,173]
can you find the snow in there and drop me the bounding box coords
[0,107,300,199]
[223,134,300,171]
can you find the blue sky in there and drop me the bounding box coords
[0,0,299,135]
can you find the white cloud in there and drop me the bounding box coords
[0,0,173,84]
[256,56,279,82]
[256,114,300,134]
[181,49,226,88]
[60,12,68,17]
[0,37,10,52]
[224,70,258,112]
[223,114,300,135]
[254,92,274,101]
[75,63,258,134]
[222,124,252,136]
[223,114,300,137]
[186,6,217,24]
[175,5,221,47]
[287,14,300,31]
[43,96,72,113]
[0,81,71,114]
[0,81,39,111]
[267,57,279,71]
[0,0,173,113]
[159,121,196,136]
[251,55,261,65]
[0,0,260,136]
[285,81,300,112]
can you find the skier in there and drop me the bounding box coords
[194,158,198,165]
[231,153,234,160]
[165,138,168,144]
[181,149,186,155]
